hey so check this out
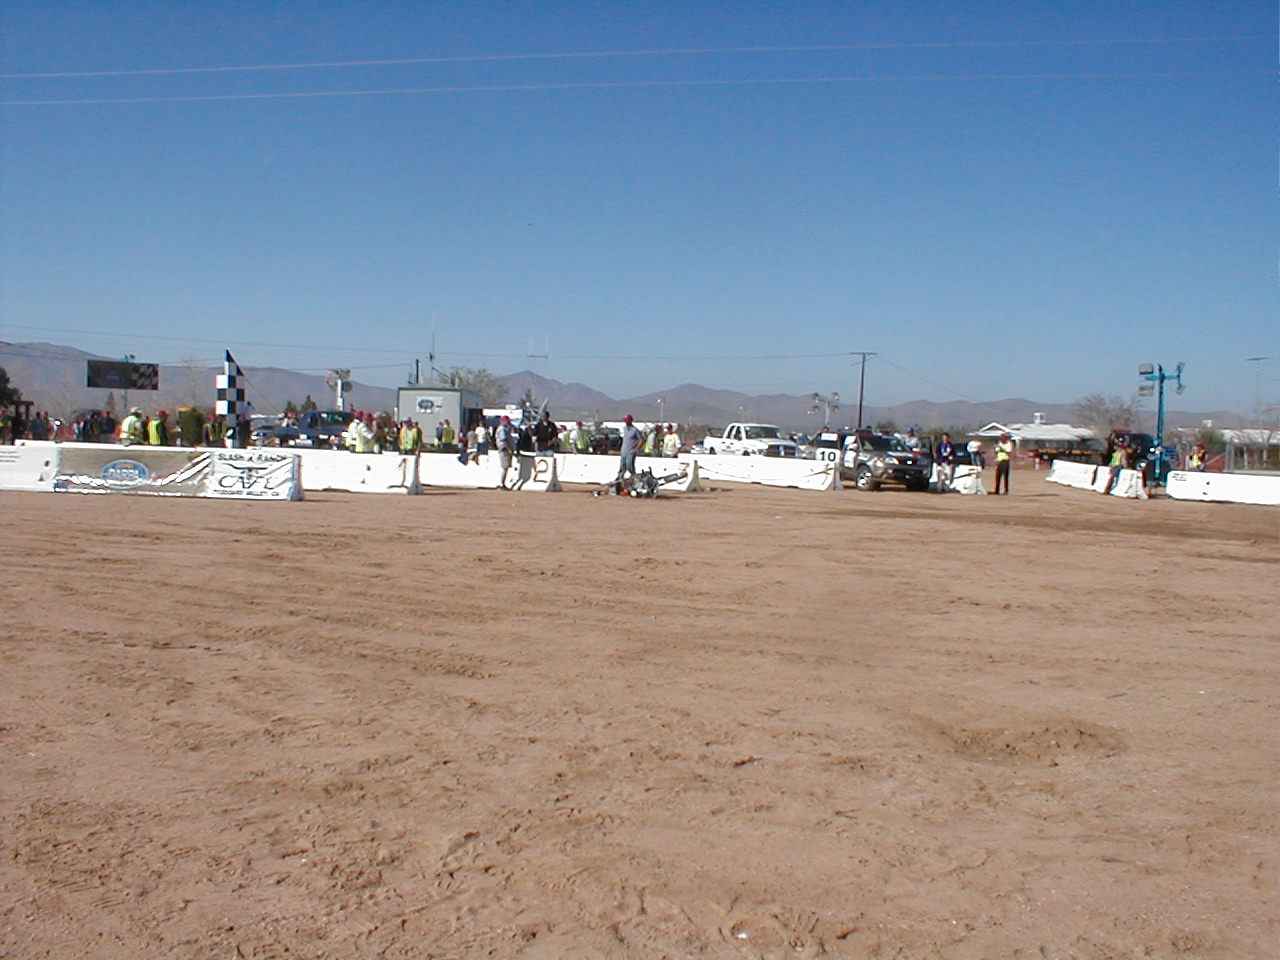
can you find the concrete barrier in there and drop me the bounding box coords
[682,454,836,491]
[1047,459,1098,490]
[509,453,562,492]
[291,448,419,494]
[1166,470,1280,506]
[419,452,505,489]
[1048,459,1146,499]
[0,445,61,492]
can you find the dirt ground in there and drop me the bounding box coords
[2,470,1277,959]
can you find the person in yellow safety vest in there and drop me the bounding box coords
[441,419,456,446]
[662,423,680,457]
[120,406,145,446]
[1188,442,1206,471]
[399,420,422,454]
[642,426,656,456]
[994,432,1014,495]
[147,410,170,446]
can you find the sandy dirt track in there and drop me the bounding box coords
[2,473,1277,958]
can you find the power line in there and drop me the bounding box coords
[3,34,1266,80]
[4,69,1269,107]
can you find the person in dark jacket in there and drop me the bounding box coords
[935,433,956,493]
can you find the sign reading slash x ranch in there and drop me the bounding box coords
[53,448,302,500]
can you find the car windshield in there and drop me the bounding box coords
[862,435,908,452]
[319,411,352,426]
[745,425,781,440]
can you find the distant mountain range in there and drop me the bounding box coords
[1,341,1246,431]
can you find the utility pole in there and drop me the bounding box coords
[851,352,877,431]
[1245,356,1269,420]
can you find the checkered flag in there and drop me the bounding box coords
[215,350,246,418]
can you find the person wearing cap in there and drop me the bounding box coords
[995,432,1014,494]
[120,406,145,446]
[204,412,227,447]
[494,414,516,488]
[617,414,642,482]
[147,410,170,446]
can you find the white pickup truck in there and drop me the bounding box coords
[702,423,798,457]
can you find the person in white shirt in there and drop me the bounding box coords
[966,438,983,469]
[662,423,680,457]
[474,420,489,457]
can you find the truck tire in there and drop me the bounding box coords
[855,465,879,491]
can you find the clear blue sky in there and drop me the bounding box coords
[2,1,1275,411]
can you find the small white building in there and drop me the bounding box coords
[970,414,1096,452]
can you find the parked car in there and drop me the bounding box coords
[703,423,798,457]
[589,427,623,455]
[283,410,353,448]
[845,431,932,491]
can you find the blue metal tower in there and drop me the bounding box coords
[1138,361,1185,484]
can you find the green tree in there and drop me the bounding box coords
[0,366,22,408]
[301,394,317,413]
[443,367,506,406]
[283,400,300,417]
[873,419,898,434]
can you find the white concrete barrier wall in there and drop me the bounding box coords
[418,452,505,489]
[552,454,695,488]
[0,445,61,492]
[1048,459,1146,499]
[1047,459,1098,490]
[1166,470,1280,506]
[291,449,419,494]
[680,454,836,491]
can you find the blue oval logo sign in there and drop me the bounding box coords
[101,459,150,485]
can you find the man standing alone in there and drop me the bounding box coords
[994,433,1014,495]
[935,433,956,493]
[617,414,642,482]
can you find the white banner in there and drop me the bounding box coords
[1166,470,1280,506]
[0,445,61,492]
[206,450,303,500]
